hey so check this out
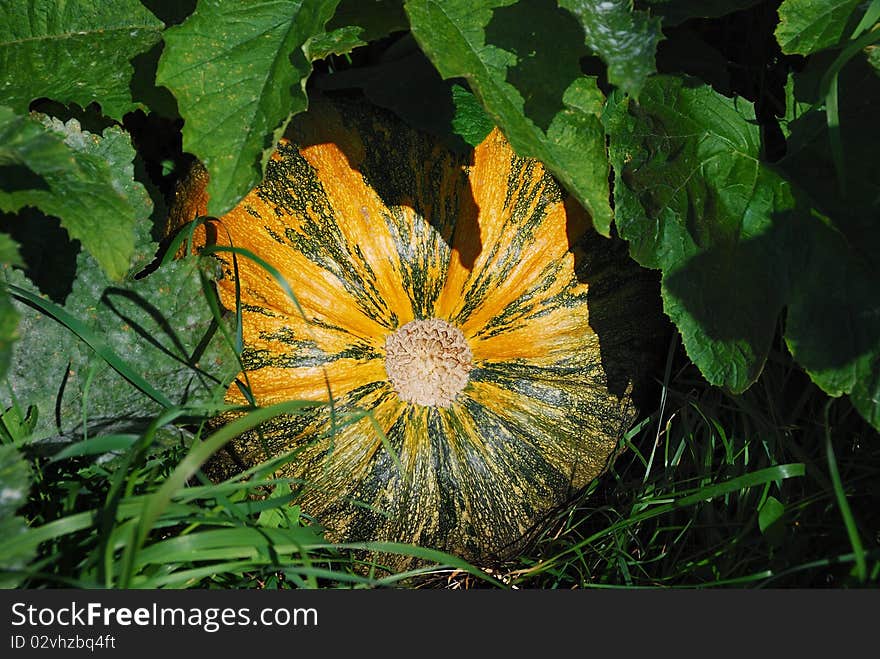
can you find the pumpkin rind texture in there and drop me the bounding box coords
[173,97,665,566]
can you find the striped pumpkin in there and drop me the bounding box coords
[171,97,664,567]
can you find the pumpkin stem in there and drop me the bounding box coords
[384,318,473,408]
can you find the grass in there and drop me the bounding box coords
[498,334,880,588]
[3,279,877,589]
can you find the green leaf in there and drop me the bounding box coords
[2,226,237,443]
[775,0,862,55]
[305,26,366,60]
[778,59,880,430]
[0,444,35,587]
[605,76,795,392]
[758,495,785,534]
[308,0,409,58]
[405,0,613,235]
[156,0,343,217]
[451,84,495,146]
[559,0,663,97]
[326,0,408,43]
[0,108,151,280]
[0,0,164,119]
[608,63,880,430]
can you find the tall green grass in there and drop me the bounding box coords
[500,334,880,588]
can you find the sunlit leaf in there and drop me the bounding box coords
[0,0,163,119]
[156,0,343,216]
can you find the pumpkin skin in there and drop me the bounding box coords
[172,97,665,567]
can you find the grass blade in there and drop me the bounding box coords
[824,403,867,582]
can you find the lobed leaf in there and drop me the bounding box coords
[559,0,663,97]
[2,231,237,443]
[0,0,163,119]
[405,0,613,234]
[156,0,343,217]
[0,108,150,281]
[607,68,880,431]
[605,76,795,393]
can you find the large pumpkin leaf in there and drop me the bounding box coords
[1,114,235,441]
[0,109,150,281]
[0,0,163,119]
[775,0,863,55]
[605,76,795,393]
[0,444,34,588]
[607,70,880,431]
[404,0,613,235]
[1,244,237,444]
[559,0,662,97]
[156,0,343,217]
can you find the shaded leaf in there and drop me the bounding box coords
[605,76,795,392]
[405,0,612,234]
[305,26,366,60]
[0,0,164,119]
[559,0,663,97]
[0,109,150,280]
[607,65,880,431]
[156,0,343,216]
[778,59,880,429]
[775,0,862,55]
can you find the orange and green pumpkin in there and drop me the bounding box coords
[170,97,665,566]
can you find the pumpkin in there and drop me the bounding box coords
[169,96,665,568]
